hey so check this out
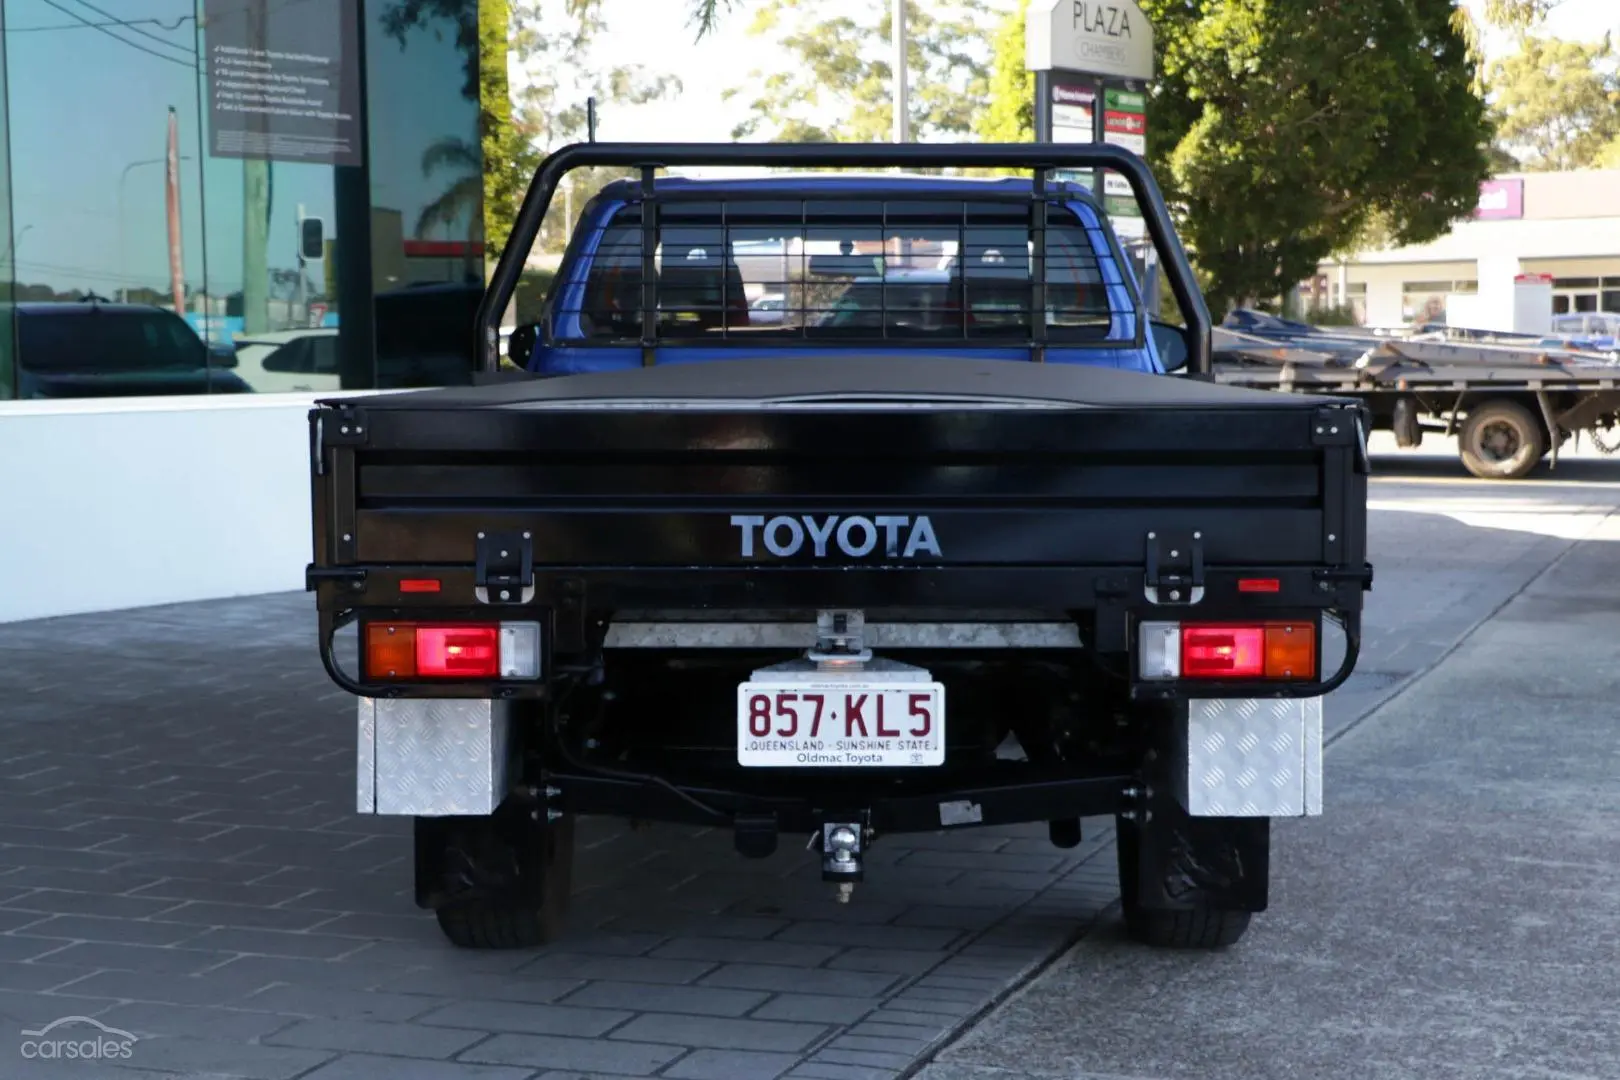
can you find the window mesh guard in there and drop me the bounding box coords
[478,143,1212,373]
[550,192,1136,350]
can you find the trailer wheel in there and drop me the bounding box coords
[1116,818,1253,949]
[426,812,574,949]
[1460,400,1544,480]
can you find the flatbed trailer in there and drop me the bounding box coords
[1210,326,1620,479]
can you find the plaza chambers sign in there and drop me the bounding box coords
[1025,0,1154,81]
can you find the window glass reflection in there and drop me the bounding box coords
[0,18,11,400]
[2,0,215,398]
[365,0,484,388]
[0,0,486,397]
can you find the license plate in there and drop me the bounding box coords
[737,681,945,767]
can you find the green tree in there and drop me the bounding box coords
[976,0,1492,315]
[1482,0,1570,30]
[477,0,536,259]
[976,2,1496,312]
[1151,0,1492,314]
[1487,34,1620,171]
[724,0,997,144]
[691,0,747,37]
[974,0,1033,142]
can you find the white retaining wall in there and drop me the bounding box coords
[0,394,370,624]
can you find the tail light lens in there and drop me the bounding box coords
[1138,620,1317,681]
[364,621,541,680]
[415,626,500,677]
[1182,624,1265,678]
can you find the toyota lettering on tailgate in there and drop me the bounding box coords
[730,514,942,560]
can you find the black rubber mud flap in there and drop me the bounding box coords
[416,809,575,949]
[1131,792,1271,914]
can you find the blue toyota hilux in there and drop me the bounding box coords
[309,144,1371,956]
[520,172,1182,377]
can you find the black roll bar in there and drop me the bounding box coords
[475,142,1212,375]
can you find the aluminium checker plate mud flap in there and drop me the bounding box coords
[356,698,516,817]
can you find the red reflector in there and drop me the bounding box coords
[415,625,500,678]
[1181,624,1266,678]
[1237,578,1281,594]
[399,579,442,594]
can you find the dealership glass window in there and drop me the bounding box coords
[0,18,11,400]
[0,0,485,399]
[3,0,205,397]
[0,0,337,398]
[362,0,485,389]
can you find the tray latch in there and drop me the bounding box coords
[1143,529,1204,606]
[475,530,535,605]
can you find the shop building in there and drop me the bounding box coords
[1310,170,1620,330]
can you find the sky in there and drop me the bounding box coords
[1461,0,1618,52]
[582,0,1620,144]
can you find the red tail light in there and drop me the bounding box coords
[364,622,519,679]
[1181,624,1266,678]
[1139,620,1317,681]
[415,626,500,677]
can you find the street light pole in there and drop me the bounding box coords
[118,156,191,302]
[2,224,33,268]
[892,0,909,144]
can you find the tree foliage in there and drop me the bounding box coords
[974,0,1033,142]
[1482,0,1570,30]
[723,0,997,144]
[1487,33,1620,171]
[975,0,1492,314]
[508,2,683,253]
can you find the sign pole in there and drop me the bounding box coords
[1025,0,1156,268]
[1033,70,1052,144]
[892,0,910,143]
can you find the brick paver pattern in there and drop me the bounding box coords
[0,594,1117,1080]
[0,499,1561,1079]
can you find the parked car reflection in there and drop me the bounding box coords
[232,328,341,392]
[10,301,252,398]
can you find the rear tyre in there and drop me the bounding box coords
[1116,818,1252,949]
[425,812,575,950]
[1459,400,1544,480]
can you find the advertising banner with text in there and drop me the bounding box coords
[205,0,363,166]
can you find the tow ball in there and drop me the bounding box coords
[817,820,868,903]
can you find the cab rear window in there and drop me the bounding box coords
[553,197,1132,344]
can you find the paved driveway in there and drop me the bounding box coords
[917,489,1620,1080]
[1,451,1614,1079]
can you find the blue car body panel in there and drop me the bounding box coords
[528,175,1164,377]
